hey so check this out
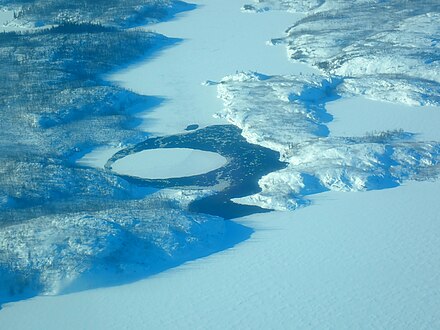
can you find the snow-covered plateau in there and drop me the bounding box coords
[1,0,440,328]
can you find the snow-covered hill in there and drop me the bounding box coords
[0,198,231,300]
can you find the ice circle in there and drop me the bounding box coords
[111,148,227,179]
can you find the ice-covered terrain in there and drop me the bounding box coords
[105,124,285,219]
[217,72,440,210]
[242,0,324,13]
[111,148,227,179]
[109,0,316,136]
[213,0,440,210]
[327,96,440,141]
[247,0,440,105]
[0,0,189,28]
[0,22,162,212]
[0,8,39,31]
[0,0,246,304]
[1,180,439,329]
[1,0,440,327]
[0,203,231,299]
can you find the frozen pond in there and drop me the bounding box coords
[111,148,227,179]
[107,125,287,219]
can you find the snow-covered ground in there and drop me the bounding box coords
[82,0,316,179]
[0,9,13,27]
[0,9,28,32]
[0,8,50,32]
[0,205,229,301]
[76,146,124,169]
[217,72,440,210]
[0,9,25,32]
[109,0,317,136]
[111,148,227,179]
[1,180,439,329]
[80,0,315,172]
[253,0,440,106]
[2,0,440,328]
[328,96,440,141]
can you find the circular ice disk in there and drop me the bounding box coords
[111,148,227,179]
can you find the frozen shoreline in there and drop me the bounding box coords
[327,96,440,141]
[109,0,317,137]
[80,0,316,175]
[2,0,440,328]
[1,180,439,329]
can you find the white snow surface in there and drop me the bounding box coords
[0,8,50,32]
[76,146,123,169]
[251,0,440,106]
[111,148,227,179]
[227,1,440,209]
[109,0,317,136]
[0,9,24,32]
[2,0,440,328]
[0,9,13,26]
[327,96,440,141]
[218,72,440,210]
[242,0,324,13]
[0,197,226,298]
[1,181,439,329]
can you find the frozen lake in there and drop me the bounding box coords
[1,0,440,328]
[109,0,317,136]
[111,147,227,179]
[107,124,286,219]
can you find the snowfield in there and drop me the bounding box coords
[218,0,440,212]
[1,181,439,329]
[109,0,316,136]
[218,72,440,210]
[250,0,440,106]
[0,192,246,302]
[1,0,440,328]
[111,148,227,179]
[327,96,440,141]
[0,9,34,32]
[76,145,124,169]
